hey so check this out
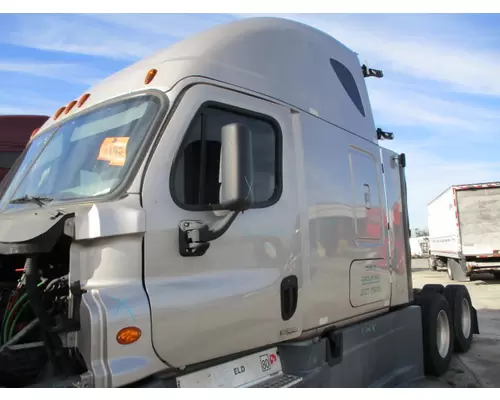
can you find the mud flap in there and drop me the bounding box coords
[452,259,469,282]
[325,330,343,367]
[472,306,480,335]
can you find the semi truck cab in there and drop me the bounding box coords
[0,17,477,388]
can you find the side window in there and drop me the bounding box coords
[349,148,382,241]
[330,58,365,117]
[171,105,281,209]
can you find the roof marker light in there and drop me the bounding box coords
[77,93,91,108]
[30,128,40,140]
[53,106,66,120]
[65,100,77,114]
[144,68,157,85]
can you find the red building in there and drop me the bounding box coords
[0,115,49,182]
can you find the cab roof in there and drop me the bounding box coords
[40,17,377,142]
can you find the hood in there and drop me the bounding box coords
[0,196,145,255]
[0,205,81,255]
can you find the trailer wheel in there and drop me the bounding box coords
[417,293,453,377]
[428,257,437,271]
[443,285,474,353]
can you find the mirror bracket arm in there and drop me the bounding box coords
[178,210,240,257]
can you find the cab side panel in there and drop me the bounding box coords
[300,112,390,332]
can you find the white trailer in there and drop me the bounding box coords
[410,236,429,258]
[428,182,500,280]
[0,17,478,388]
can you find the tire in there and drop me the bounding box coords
[428,257,437,271]
[416,293,454,376]
[443,285,474,353]
[421,284,445,296]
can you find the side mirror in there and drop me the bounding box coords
[178,123,254,257]
[218,123,254,211]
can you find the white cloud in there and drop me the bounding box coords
[1,14,235,61]
[367,81,500,139]
[1,15,159,60]
[366,80,500,227]
[0,105,50,116]
[88,13,237,39]
[238,13,500,97]
[402,142,500,229]
[0,89,64,116]
[0,60,104,86]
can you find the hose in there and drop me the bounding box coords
[1,288,21,334]
[2,293,28,344]
[0,318,40,353]
[8,300,31,342]
[2,282,44,345]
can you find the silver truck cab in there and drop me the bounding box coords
[0,17,430,388]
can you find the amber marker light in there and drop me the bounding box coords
[53,106,66,120]
[116,327,142,345]
[144,68,157,85]
[77,93,91,108]
[30,128,40,139]
[64,100,78,114]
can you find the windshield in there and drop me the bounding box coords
[1,95,162,210]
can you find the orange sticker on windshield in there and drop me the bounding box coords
[97,137,129,166]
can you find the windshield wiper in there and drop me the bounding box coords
[9,195,54,207]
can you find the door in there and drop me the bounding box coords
[141,83,302,368]
[347,146,391,310]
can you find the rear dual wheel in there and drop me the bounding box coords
[417,292,453,376]
[417,284,475,376]
[444,285,474,353]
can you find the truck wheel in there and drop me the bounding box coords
[417,293,454,377]
[421,284,445,295]
[443,285,474,353]
[428,257,437,271]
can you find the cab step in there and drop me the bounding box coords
[176,346,299,388]
[249,373,303,388]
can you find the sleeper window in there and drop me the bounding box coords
[172,105,280,209]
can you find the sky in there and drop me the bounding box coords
[0,13,499,229]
